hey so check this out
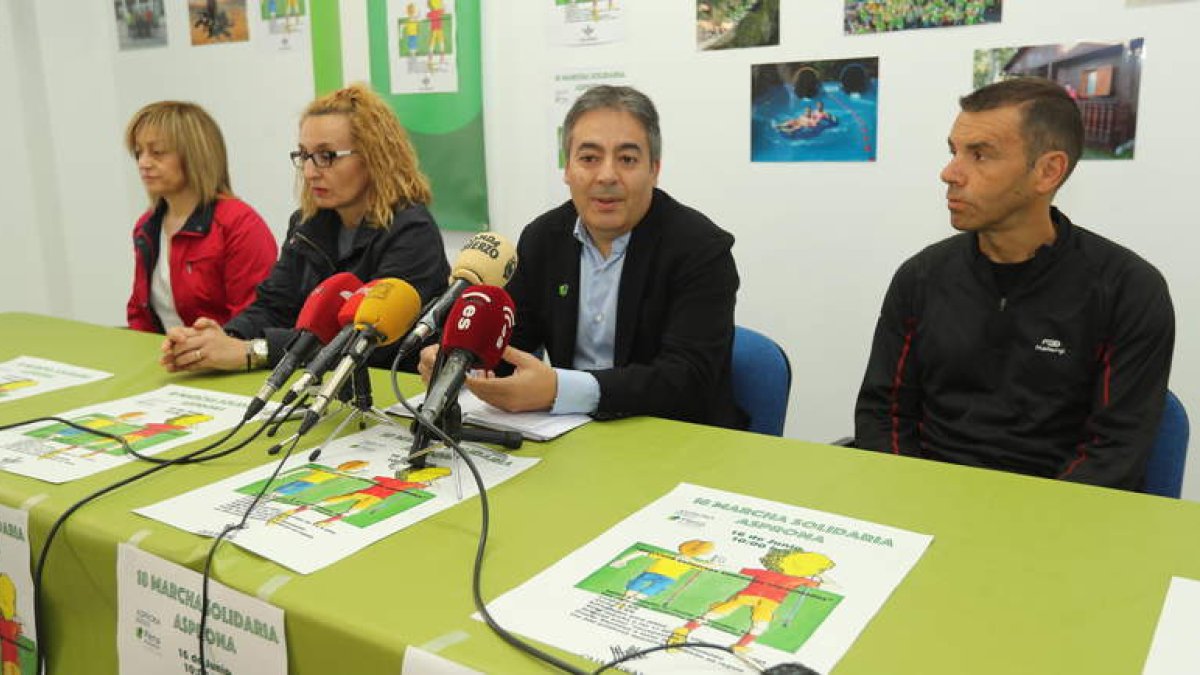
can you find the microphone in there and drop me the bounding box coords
[394,232,518,359]
[243,272,362,420]
[419,285,516,427]
[279,281,374,407]
[298,279,422,435]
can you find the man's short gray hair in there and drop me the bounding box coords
[562,85,662,164]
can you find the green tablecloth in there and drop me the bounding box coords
[1,312,1199,674]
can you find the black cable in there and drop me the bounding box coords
[385,348,587,673]
[0,416,139,461]
[387,348,779,674]
[197,432,302,675]
[29,399,294,675]
[0,412,262,466]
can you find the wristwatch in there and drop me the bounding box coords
[246,339,269,371]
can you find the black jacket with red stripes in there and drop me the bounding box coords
[854,208,1174,490]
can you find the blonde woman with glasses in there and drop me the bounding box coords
[159,83,450,374]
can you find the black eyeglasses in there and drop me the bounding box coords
[290,149,357,169]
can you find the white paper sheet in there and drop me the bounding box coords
[0,356,111,404]
[0,385,259,483]
[1143,576,1200,675]
[390,390,590,441]
[486,483,933,674]
[136,424,538,574]
[117,544,287,675]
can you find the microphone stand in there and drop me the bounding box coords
[406,399,460,471]
[404,400,524,471]
[307,364,402,461]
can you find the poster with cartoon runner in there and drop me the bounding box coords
[0,356,111,404]
[552,0,625,46]
[485,483,932,673]
[136,425,539,575]
[0,505,36,675]
[253,0,309,52]
[0,385,258,484]
[388,0,459,94]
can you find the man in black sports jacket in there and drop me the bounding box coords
[854,77,1174,490]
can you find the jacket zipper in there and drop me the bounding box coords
[999,297,1007,311]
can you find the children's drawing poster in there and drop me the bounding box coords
[254,0,310,52]
[552,0,625,46]
[0,356,111,404]
[486,483,932,673]
[388,0,459,93]
[136,425,538,574]
[0,505,35,675]
[0,385,257,484]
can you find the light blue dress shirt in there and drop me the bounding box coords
[550,219,630,414]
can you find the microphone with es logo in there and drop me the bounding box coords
[297,278,422,437]
[393,232,518,361]
[408,285,518,469]
[243,272,362,421]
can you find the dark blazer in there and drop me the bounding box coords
[506,188,746,429]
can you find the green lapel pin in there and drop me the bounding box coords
[558,283,570,297]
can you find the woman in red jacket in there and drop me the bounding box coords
[125,101,277,333]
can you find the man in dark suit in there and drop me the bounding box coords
[422,85,744,428]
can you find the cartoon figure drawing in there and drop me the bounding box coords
[27,411,212,459]
[284,0,301,29]
[402,2,421,61]
[610,539,716,606]
[267,465,450,528]
[425,0,446,71]
[0,380,36,398]
[0,574,22,675]
[590,0,615,21]
[668,547,835,654]
[268,460,369,499]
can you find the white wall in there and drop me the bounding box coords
[0,1,312,326]
[1,0,1197,497]
[479,0,1200,497]
[1,1,66,317]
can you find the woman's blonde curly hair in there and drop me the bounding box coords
[298,83,432,227]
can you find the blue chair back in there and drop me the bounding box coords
[731,326,792,436]
[1144,390,1189,498]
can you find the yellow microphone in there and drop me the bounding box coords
[299,278,421,435]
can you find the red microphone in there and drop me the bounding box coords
[282,279,380,406]
[336,282,372,326]
[419,285,516,425]
[245,272,362,419]
[297,273,362,344]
